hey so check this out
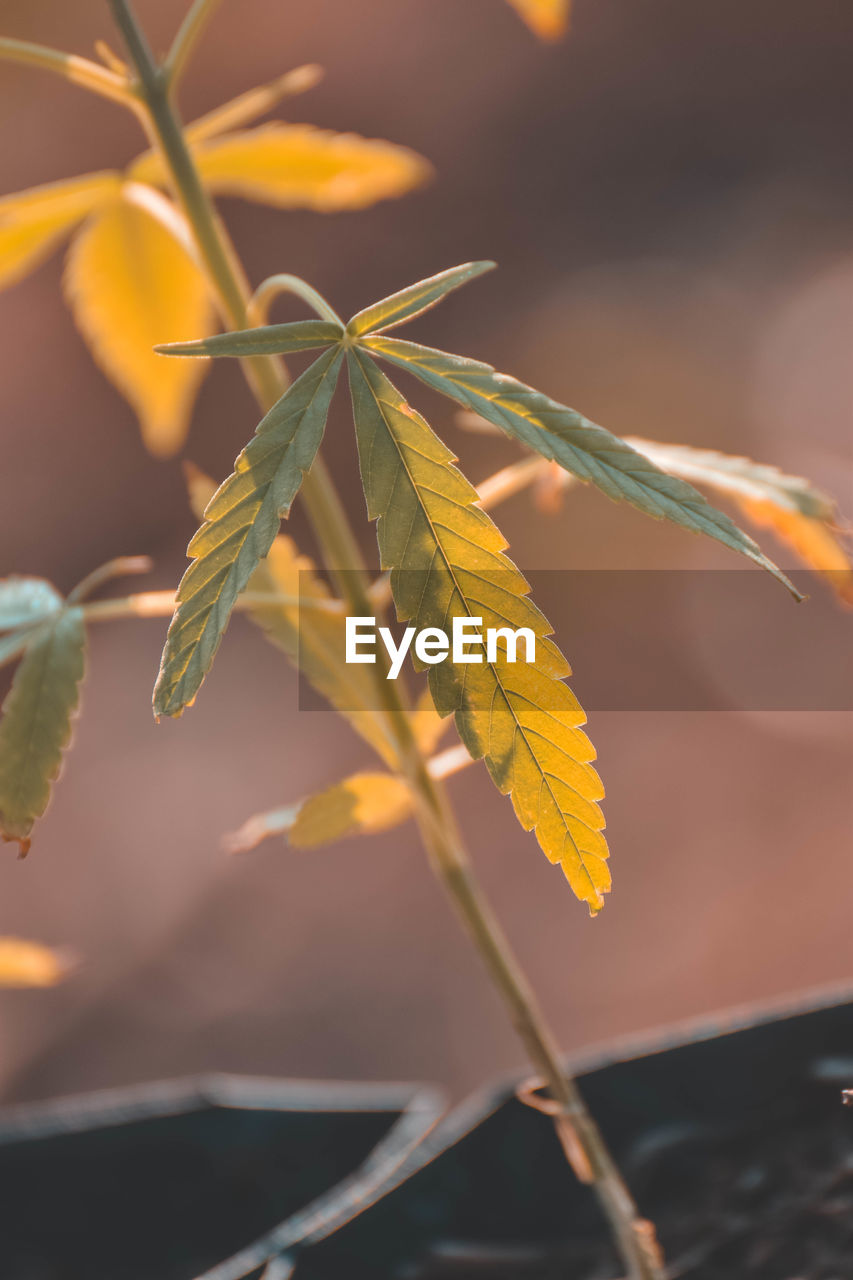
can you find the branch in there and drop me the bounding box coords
[0,36,136,108]
[165,0,225,88]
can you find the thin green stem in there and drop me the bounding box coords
[0,36,136,109]
[107,5,663,1275]
[165,0,224,88]
[252,274,345,327]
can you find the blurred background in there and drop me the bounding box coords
[0,0,850,1104]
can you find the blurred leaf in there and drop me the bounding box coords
[157,318,341,359]
[625,440,837,520]
[347,261,495,338]
[0,607,86,855]
[181,65,325,144]
[289,772,413,848]
[0,629,37,672]
[348,350,609,913]
[411,685,451,755]
[135,124,431,212]
[739,499,853,606]
[364,335,800,599]
[627,440,853,605]
[64,189,214,456]
[0,577,62,630]
[223,802,301,854]
[154,348,343,717]
[0,172,119,291]
[506,0,572,39]
[0,937,68,987]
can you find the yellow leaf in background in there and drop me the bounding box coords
[506,0,572,40]
[739,498,853,607]
[153,124,431,212]
[63,190,214,457]
[289,772,413,848]
[0,937,68,987]
[0,172,120,291]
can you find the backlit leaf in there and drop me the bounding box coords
[739,499,853,606]
[0,577,62,630]
[347,262,495,338]
[625,440,836,519]
[0,937,68,987]
[364,335,800,599]
[289,772,413,848]
[157,318,341,360]
[154,347,344,717]
[627,440,853,604]
[0,607,86,855]
[348,350,609,912]
[0,172,120,291]
[0,629,36,671]
[506,0,572,40]
[183,464,399,765]
[64,190,214,456]
[136,124,431,212]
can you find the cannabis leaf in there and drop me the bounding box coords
[132,124,431,213]
[0,607,86,856]
[153,347,343,717]
[625,440,853,605]
[363,336,800,598]
[184,463,400,767]
[0,577,63,630]
[224,772,413,853]
[157,261,812,907]
[0,70,428,455]
[65,188,214,456]
[347,350,609,911]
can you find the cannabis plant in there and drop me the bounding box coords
[0,3,850,1277]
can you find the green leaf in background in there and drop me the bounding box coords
[0,607,86,856]
[348,349,609,913]
[346,261,495,338]
[0,577,63,630]
[155,318,343,360]
[362,335,801,599]
[154,345,344,717]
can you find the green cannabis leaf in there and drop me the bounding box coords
[363,336,800,598]
[153,346,343,716]
[0,577,63,630]
[0,607,86,856]
[156,261,803,908]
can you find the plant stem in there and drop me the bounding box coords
[164,0,224,87]
[0,36,135,108]
[108,4,663,1274]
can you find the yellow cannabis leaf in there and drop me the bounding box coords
[348,350,609,913]
[0,937,69,988]
[133,124,431,213]
[0,172,121,291]
[64,188,214,457]
[0,72,430,455]
[289,772,413,848]
[506,0,572,40]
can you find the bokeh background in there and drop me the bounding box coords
[0,0,851,1104]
